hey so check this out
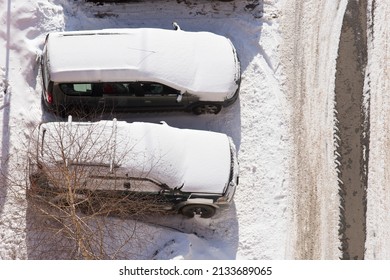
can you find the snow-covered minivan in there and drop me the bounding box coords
[40,25,240,117]
[28,118,239,218]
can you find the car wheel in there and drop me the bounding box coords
[192,104,222,115]
[180,204,216,218]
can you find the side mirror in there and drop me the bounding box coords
[172,22,181,31]
[176,93,183,103]
[36,52,42,64]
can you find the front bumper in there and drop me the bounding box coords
[217,137,239,204]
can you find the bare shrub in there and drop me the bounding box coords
[23,117,175,259]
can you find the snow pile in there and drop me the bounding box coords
[365,0,390,259]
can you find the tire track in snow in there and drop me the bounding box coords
[334,0,368,260]
[281,0,347,259]
[290,0,321,260]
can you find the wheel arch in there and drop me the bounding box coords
[175,198,217,210]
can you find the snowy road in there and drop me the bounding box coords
[281,0,389,260]
[335,0,368,260]
[280,0,347,259]
[365,0,390,259]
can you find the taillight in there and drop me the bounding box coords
[46,91,53,104]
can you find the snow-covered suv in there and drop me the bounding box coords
[28,118,239,218]
[40,25,240,116]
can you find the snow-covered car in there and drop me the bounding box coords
[28,118,239,218]
[39,25,240,117]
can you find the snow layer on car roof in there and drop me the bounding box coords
[38,120,232,194]
[46,28,240,101]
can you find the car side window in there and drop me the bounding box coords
[59,82,180,97]
[102,83,130,96]
[137,82,179,97]
[146,83,164,94]
[60,83,93,96]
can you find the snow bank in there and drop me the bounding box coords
[365,0,390,259]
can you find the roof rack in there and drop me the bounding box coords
[63,116,117,171]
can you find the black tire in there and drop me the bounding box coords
[192,104,222,115]
[180,204,216,218]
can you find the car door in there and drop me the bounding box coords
[59,83,101,111]
[88,174,169,198]
[99,82,141,111]
[136,82,189,109]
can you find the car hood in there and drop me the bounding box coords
[119,122,232,194]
